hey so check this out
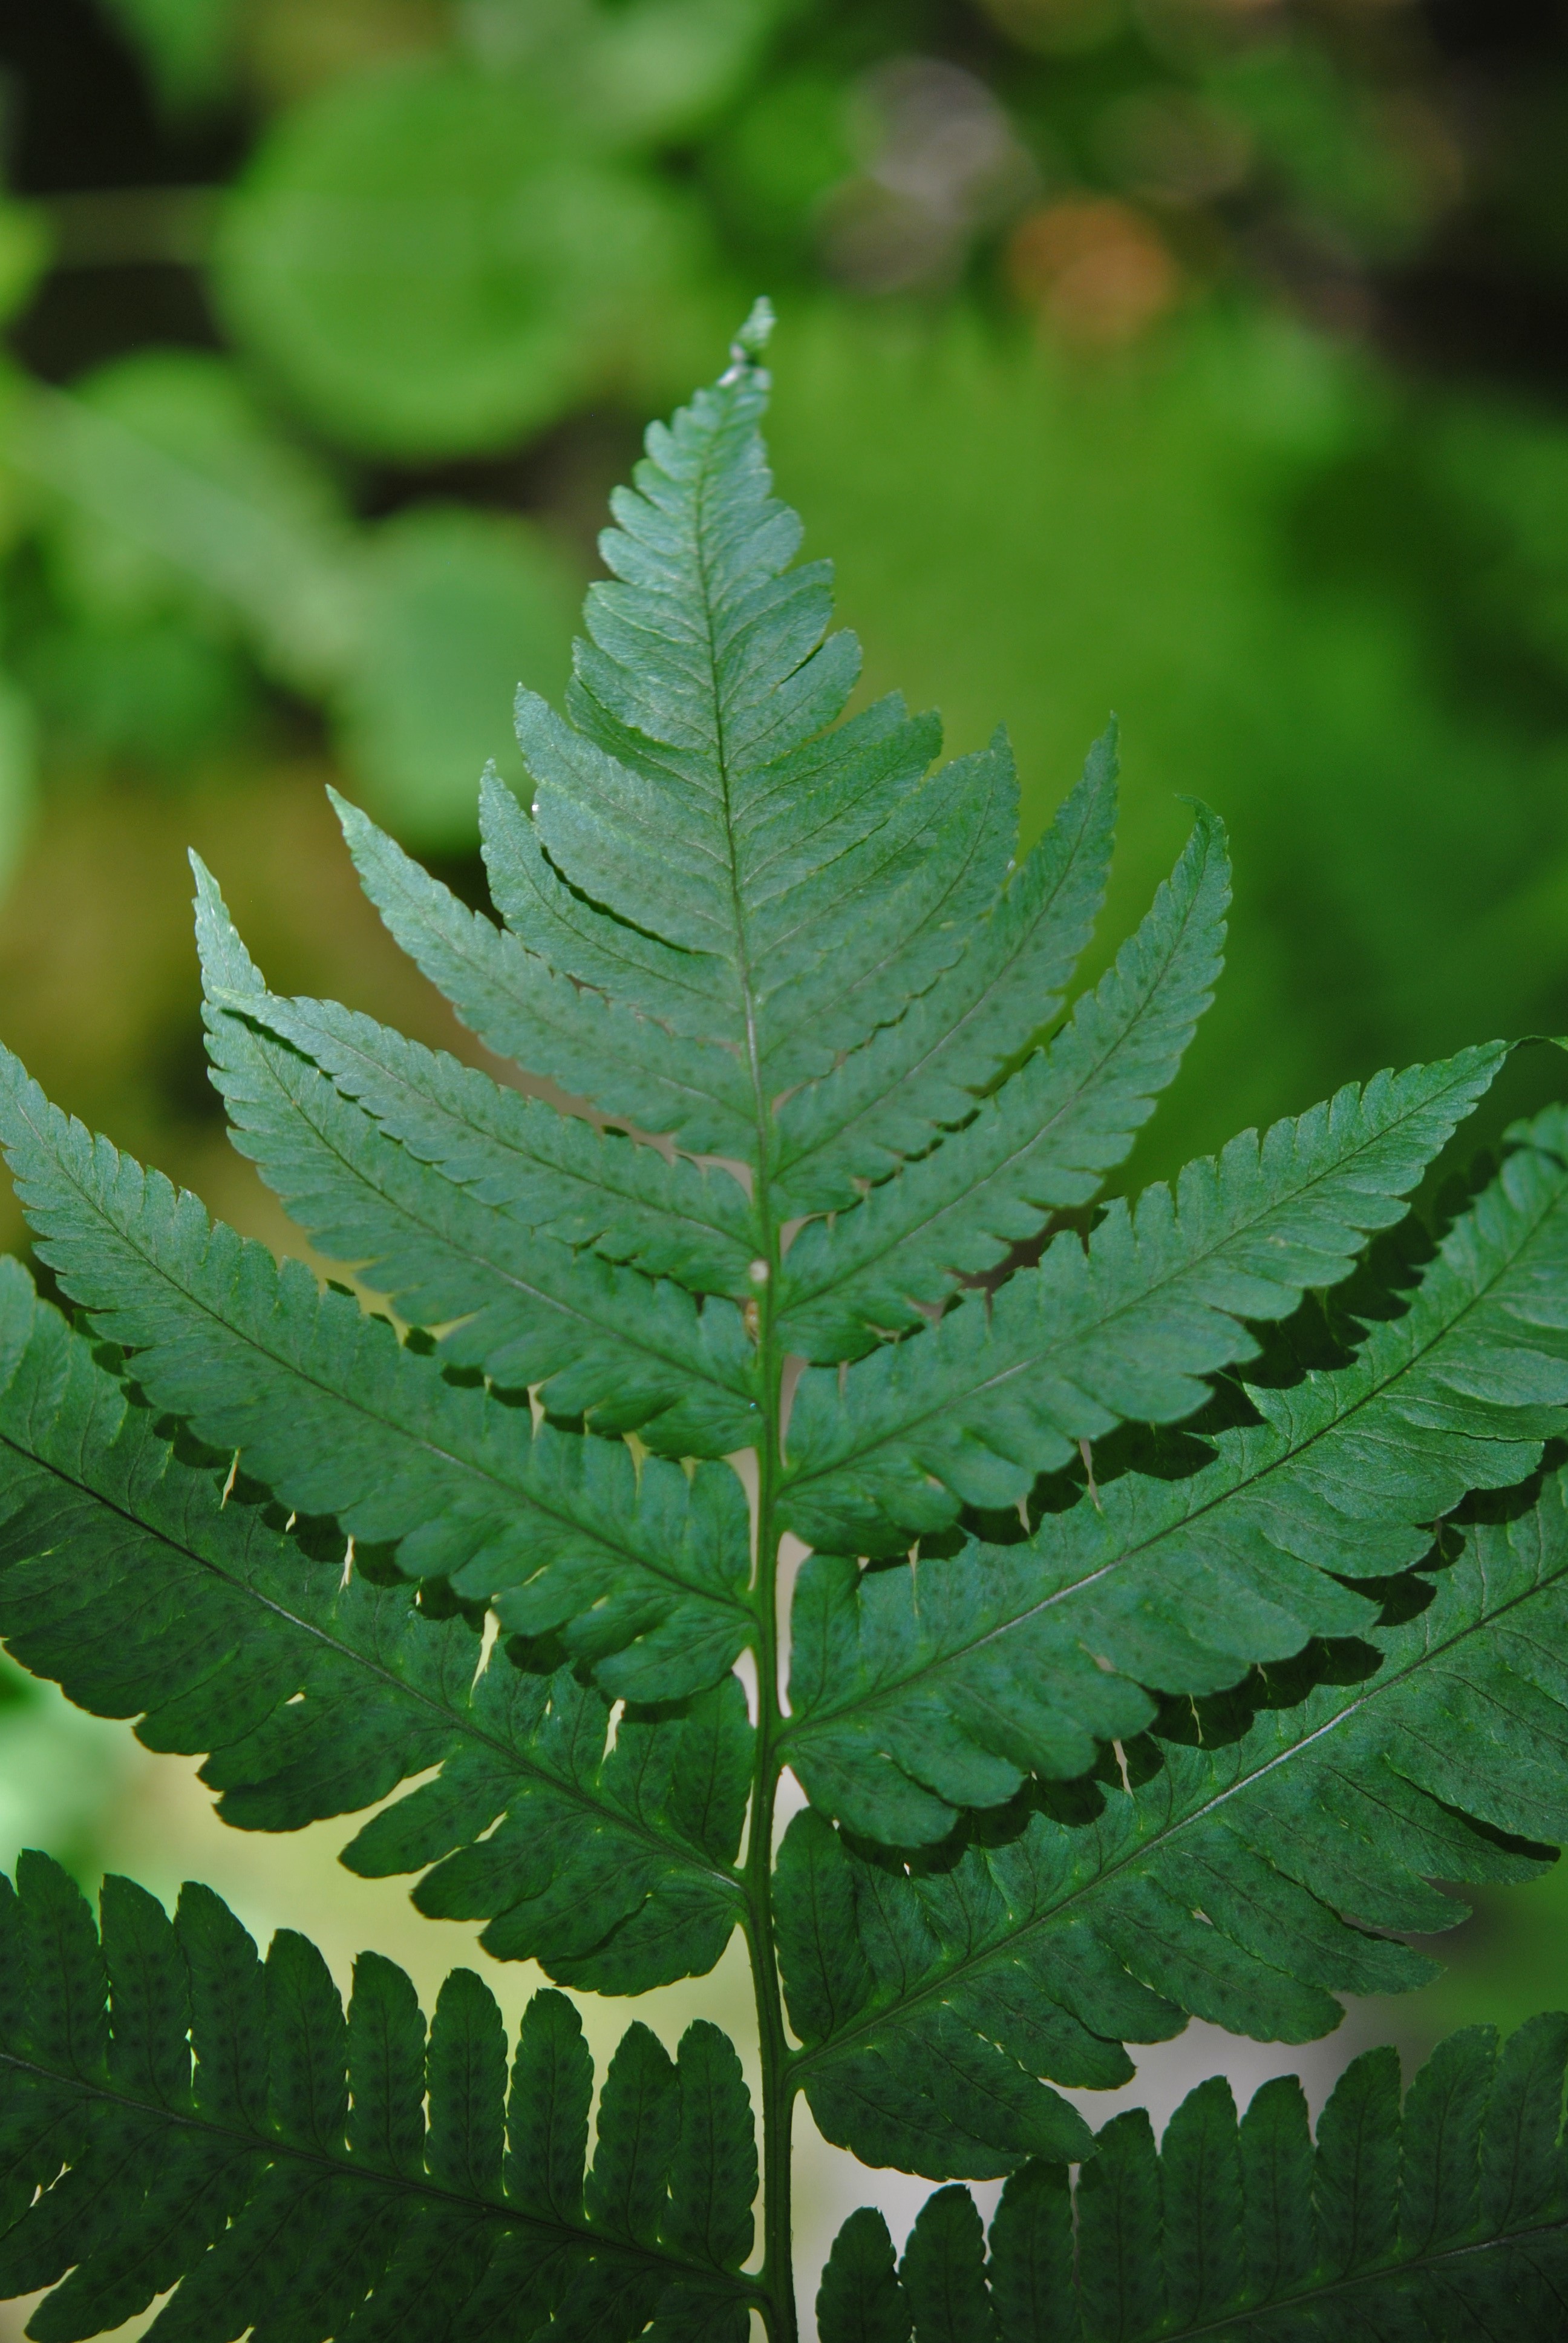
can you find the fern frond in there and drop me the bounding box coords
[513,349,1024,1086]
[0,1262,748,1991]
[775,808,1228,1360]
[819,2016,1568,2339]
[778,1460,1568,2178]
[196,857,756,1297]
[0,1055,753,1699]
[770,727,1117,1214]
[8,316,1568,2342]
[781,1044,1509,1553]
[784,1106,1568,1842]
[194,870,761,1431]
[0,1855,757,2341]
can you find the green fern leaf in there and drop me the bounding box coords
[0,1858,759,2339]
[816,2206,912,2343]
[192,867,760,1436]
[661,2024,757,2272]
[773,726,1118,1216]
[0,1053,754,1696]
[898,2184,996,2342]
[515,347,1019,1084]
[784,1106,1568,1841]
[1077,2109,1163,2339]
[984,2161,1073,2343]
[818,2014,1568,2339]
[198,919,754,1299]
[780,1043,1509,1552]
[775,808,1229,1361]
[779,1460,1568,2178]
[335,788,760,1159]
[0,1260,747,1988]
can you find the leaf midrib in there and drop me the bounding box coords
[1132,2208,1568,2339]
[0,2050,753,2299]
[794,1507,1568,2073]
[782,1155,1568,1739]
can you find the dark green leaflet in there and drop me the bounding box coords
[779,1467,1568,2178]
[0,1050,754,1702]
[0,1260,748,1994]
[193,861,762,1444]
[783,1107,1568,1843]
[817,2015,1568,2340]
[335,787,761,1162]
[0,1855,757,2343]
[775,807,1228,1362]
[780,1046,1509,1555]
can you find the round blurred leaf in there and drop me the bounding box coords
[333,502,580,845]
[461,0,784,146]
[574,0,786,149]
[1210,44,1458,263]
[97,0,241,115]
[705,73,856,261]
[19,610,252,768]
[31,351,356,687]
[214,56,704,458]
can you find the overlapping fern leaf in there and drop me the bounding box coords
[0,1853,757,2342]
[779,1463,1568,2179]
[5,308,1568,2336]
[818,2015,1568,2339]
[0,1260,746,1994]
[783,1109,1568,1844]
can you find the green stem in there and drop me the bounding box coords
[746,1264,798,2343]
[690,370,799,2336]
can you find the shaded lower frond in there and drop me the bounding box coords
[0,1263,748,1993]
[774,807,1227,1360]
[779,1464,1568,2179]
[784,1108,1568,1843]
[332,791,757,1159]
[782,1044,1509,1553]
[0,1065,755,1701]
[0,1856,756,2342]
[820,2016,1568,2339]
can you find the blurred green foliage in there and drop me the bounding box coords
[0,0,1560,869]
[0,0,1566,2005]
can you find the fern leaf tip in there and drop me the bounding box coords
[731,295,775,360]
